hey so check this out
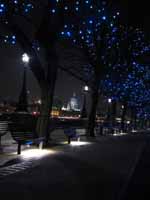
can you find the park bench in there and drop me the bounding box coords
[9,122,44,155]
[96,122,119,135]
[64,127,86,144]
[0,121,9,148]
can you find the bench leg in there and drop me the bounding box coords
[17,142,21,155]
[0,136,1,147]
[68,137,71,144]
[100,126,103,135]
[39,141,43,150]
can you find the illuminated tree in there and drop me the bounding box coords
[0,0,60,143]
[102,27,150,131]
[58,1,120,136]
[0,0,121,139]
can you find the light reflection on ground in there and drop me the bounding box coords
[21,149,55,159]
[70,141,91,146]
[113,132,128,137]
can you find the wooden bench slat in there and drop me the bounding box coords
[10,125,41,154]
[64,127,86,144]
[0,121,9,137]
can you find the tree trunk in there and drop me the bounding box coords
[112,101,117,123]
[36,85,50,138]
[130,107,137,131]
[111,101,117,134]
[87,80,99,137]
[36,65,58,146]
[121,102,127,132]
[133,111,137,130]
[140,119,144,129]
[16,67,28,112]
[81,93,87,118]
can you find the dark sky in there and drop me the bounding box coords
[0,45,83,104]
[116,0,150,34]
[0,0,150,104]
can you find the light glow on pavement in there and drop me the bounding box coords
[113,132,128,136]
[70,141,91,146]
[21,149,55,159]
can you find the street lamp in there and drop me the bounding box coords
[37,99,42,105]
[22,53,30,63]
[108,98,112,103]
[107,98,112,121]
[84,86,89,92]
[16,53,30,112]
[80,85,89,118]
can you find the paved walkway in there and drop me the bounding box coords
[122,138,150,200]
[0,131,29,166]
[0,132,150,200]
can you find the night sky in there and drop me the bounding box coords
[0,0,149,104]
[0,45,83,104]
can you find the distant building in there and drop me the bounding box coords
[66,93,80,111]
[62,93,81,112]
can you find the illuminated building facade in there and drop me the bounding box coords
[66,93,80,111]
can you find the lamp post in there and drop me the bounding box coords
[16,53,30,112]
[80,85,89,118]
[107,98,112,121]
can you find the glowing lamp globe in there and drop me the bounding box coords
[108,98,112,103]
[84,86,89,92]
[22,53,30,63]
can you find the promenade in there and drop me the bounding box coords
[0,130,150,200]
